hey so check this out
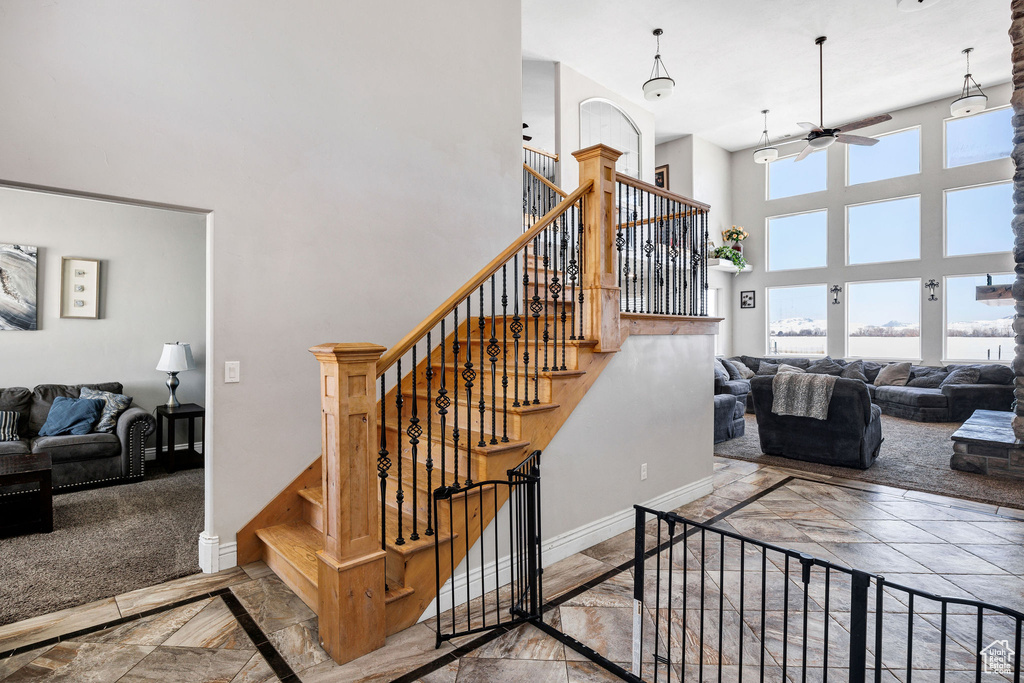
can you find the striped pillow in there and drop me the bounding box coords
[0,411,18,441]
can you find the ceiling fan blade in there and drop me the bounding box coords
[836,134,878,146]
[794,144,815,162]
[833,113,892,133]
[797,122,822,132]
[523,135,533,141]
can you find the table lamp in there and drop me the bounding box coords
[156,342,195,408]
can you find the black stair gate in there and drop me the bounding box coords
[432,450,542,648]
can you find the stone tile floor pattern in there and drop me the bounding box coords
[1,457,1022,682]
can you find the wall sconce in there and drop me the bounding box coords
[925,279,939,301]
[830,285,842,305]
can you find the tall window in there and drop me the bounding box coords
[767,210,828,271]
[768,285,827,356]
[580,99,641,178]
[946,106,1012,168]
[847,279,921,359]
[768,151,826,200]
[946,182,1013,257]
[847,127,920,185]
[847,196,920,265]
[946,273,1014,362]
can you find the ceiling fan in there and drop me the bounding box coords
[793,36,892,161]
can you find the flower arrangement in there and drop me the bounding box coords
[712,245,747,274]
[722,226,748,243]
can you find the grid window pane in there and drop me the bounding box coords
[946,274,1014,361]
[847,280,920,359]
[768,210,827,271]
[848,128,920,185]
[580,100,641,178]
[946,182,1012,256]
[768,285,827,356]
[768,150,826,200]
[946,107,1012,168]
[848,196,920,265]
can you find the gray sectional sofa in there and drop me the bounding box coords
[0,383,156,491]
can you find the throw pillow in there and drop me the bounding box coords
[38,397,105,437]
[907,372,949,388]
[940,366,981,387]
[79,387,133,433]
[777,364,806,374]
[806,357,845,376]
[0,411,18,441]
[874,362,912,387]
[976,364,1014,385]
[728,358,755,379]
[713,359,729,382]
[756,361,780,376]
[720,358,743,381]
[841,360,868,382]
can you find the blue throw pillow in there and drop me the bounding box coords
[38,397,105,437]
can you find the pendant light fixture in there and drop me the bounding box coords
[643,29,675,101]
[950,48,987,117]
[752,109,779,164]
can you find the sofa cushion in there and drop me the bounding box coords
[907,370,949,388]
[717,379,751,397]
[778,364,805,374]
[874,386,948,408]
[29,383,123,436]
[713,359,730,382]
[862,361,884,384]
[79,387,133,434]
[874,362,912,387]
[806,357,845,376]
[727,358,755,379]
[720,358,744,380]
[757,362,780,376]
[941,366,981,387]
[0,439,31,456]
[38,397,105,437]
[841,360,869,382]
[0,387,32,438]
[946,364,1013,385]
[0,411,19,442]
[31,432,121,463]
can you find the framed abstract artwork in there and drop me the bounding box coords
[740,290,756,309]
[654,164,669,190]
[0,244,38,330]
[60,257,101,319]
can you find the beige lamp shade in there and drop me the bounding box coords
[156,342,196,373]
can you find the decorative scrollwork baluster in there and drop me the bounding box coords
[408,347,420,542]
[424,332,434,536]
[394,359,404,546]
[464,298,475,486]
[378,375,390,552]
[501,265,509,443]
[451,307,460,488]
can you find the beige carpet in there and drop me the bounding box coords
[716,413,1024,510]
[0,465,203,626]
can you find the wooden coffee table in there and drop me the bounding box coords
[0,452,53,536]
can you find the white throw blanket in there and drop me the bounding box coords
[771,372,838,421]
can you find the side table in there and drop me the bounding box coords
[155,403,205,473]
[0,453,53,537]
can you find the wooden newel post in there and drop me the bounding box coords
[574,144,623,352]
[309,342,388,664]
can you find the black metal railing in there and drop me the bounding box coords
[524,145,558,182]
[432,450,542,648]
[375,187,586,552]
[629,505,1024,683]
[615,175,709,317]
[524,165,564,234]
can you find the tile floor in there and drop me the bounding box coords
[0,457,1022,682]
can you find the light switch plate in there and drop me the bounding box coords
[225,361,240,383]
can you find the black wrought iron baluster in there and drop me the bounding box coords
[719,534,726,683]
[653,517,662,681]
[501,265,509,443]
[513,254,522,408]
[464,297,475,486]
[531,233,541,404]
[550,214,561,373]
[424,333,434,537]
[654,197,662,314]
[976,607,984,683]
[408,348,420,542]
[824,567,831,683]
[542,224,550,373]
[783,554,790,682]
[874,577,884,683]
[939,602,947,683]
[394,360,404,546]
[522,251,530,406]
[451,308,460,488]
[907,594,915,683]
[577,200,585,340]
[378,375,390,552]
[488,279,499,445]
[702,210,709,316]
[616,182,623,302]
[800,555,812,683]
[740,540,745,683]
[667,519,675,679]
[558,212,568,370]
[569,202,579,340]
[437,321,448,489]
[760,549,767,683]
[478,286,487,449]
[699,527,706,683]
[638,188,645,314]
[1014,617,1022,683]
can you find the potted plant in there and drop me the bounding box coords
[712,245,747,273]
[722,226,749,255]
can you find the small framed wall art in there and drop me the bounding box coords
[654,164,669,190]
[60,257,101,319]
[740,290,756,309]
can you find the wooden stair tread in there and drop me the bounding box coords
[381,502,458,559]
[409,389,560,414]
[385,585,415,604]
[297,486,322,507]
[435,363,585,380]
[256,519,322,584]
[382,420,530,456]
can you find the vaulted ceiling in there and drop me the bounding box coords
[523,0,1011,151]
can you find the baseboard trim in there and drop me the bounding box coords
[198,533,237,573]
[145,442,204,461]
[418,474,714,622]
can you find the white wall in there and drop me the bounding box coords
[0,187,206,412]
[555,63,656,190]
[729,84,1014,366]
[522,60,556,155]
[0,0,522,564]
[656,135,735,356]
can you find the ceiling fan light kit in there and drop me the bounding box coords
[950,47,987,118]
[643,28,675,101]
[752,109,779,164]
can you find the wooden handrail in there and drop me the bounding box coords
[523,163,567,198]
[522,143,559,162]
[615,172,710,211]
[621,209,701,230]
[376,179,594,376]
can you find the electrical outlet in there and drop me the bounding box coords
[640,463,648,481]
[225,361,240,383]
